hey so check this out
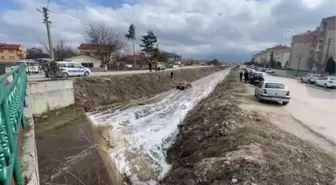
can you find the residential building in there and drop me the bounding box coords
[0,43,25,63]
[310,16,336,72]
[270,45,291,68]
[78,44,104,57]
[288,29,318,70]
[65,55,101,68]
[253,52,263,64]
[166,52,182,63]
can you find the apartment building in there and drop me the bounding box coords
[271,45,291,68]
[254,52,262,64]
[0,43,25,63]
[288,30,318,70]
[310,16,336,72]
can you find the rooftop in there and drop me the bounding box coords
[78,43,113,50]
[0,43,22,50]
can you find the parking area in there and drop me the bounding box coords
[247,72,336,147]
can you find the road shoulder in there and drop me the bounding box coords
[163,67,336,185]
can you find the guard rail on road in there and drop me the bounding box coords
[0,65,27,185]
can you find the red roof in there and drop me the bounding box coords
[0,43,21,50]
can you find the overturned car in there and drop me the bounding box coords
[176,82,192,90]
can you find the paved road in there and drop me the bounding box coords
[27,65,211,81]
[263,73,336,144]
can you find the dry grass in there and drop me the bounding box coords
[163,67,336,185]
[34,106,119,185]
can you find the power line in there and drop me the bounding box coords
[48,10,88,28]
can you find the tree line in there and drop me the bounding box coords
[26,23,170,69]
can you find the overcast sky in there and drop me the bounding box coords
[0,0,335,61]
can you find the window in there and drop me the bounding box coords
[73,63,82,68]
[82,63,93,68]
[319,45,322,49]
[9,50,14,53]
[0,56,5,60]
[9,56,15,60]
[265,83,285,89]
[0,49,3,53]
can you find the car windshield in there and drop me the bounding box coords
[265,83,285,89]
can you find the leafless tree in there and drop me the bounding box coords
[41,40,76,61]
[306,57,314,71]
[84,24,126,70]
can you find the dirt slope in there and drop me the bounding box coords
[74,67,224,111]
[162,67,336,185]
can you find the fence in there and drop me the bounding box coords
[0,65,27,185]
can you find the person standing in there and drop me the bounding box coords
[239,71,243,82]
[149,62,152,72]
[154,63,158,71]
[171,71,174,79]
[244,70,249,82]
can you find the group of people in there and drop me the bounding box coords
[239,70,250,82]
[148,61,174,79]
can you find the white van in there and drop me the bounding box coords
[11,60,39,74]
[57,61,91,78]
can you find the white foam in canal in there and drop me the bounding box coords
[89,68,231,184]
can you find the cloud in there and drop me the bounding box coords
[0,0,335,61]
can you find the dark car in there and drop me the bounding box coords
[249,73,264,85]
[177,82,192,90]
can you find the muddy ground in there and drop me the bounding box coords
[74,67,224,111]
[34,106,117,185]
[163,67,336,185]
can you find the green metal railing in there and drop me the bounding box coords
[0,65,27,185]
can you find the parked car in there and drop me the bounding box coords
[254,81,290,105]
[301,73,321,84]
[249,73,264,85]
[266,68,274,73]
[176,82,192,90]
[315,76,336,88]
[57,61,91,78]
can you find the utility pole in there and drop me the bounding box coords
[38,7,54,60]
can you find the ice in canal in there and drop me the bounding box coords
[89,68,231,184]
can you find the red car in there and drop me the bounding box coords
[176,82,192,90]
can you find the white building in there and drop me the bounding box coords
[271,45,291,68]
[289,30,318,71]
[65,55,101,69]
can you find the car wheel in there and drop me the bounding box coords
[61,72,69,79]
[181,87,185,90]
[324,83,328,88]
[84,71,90,76]
[301,78,303,83]
[308,79,311,84]
[282,102,289,105]
[256,94,262,102]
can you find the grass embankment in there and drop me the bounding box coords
[34,106,118,185]
[163,67,336,185]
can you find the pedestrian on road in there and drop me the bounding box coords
[149,62,152,72]
[154,63,158,72]
[171,71,174,79]
[239,71,243,82]
[244,71,249,82]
